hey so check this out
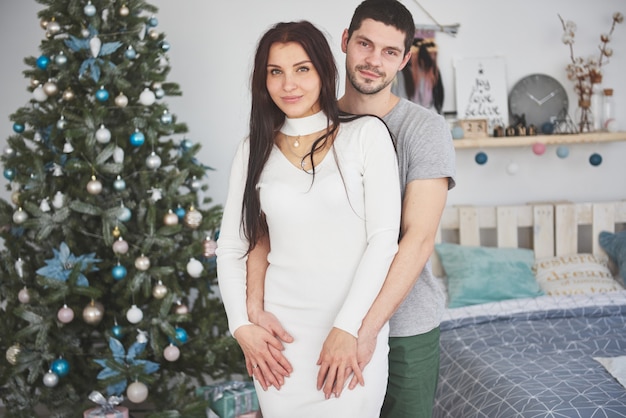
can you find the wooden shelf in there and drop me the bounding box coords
[453,131,626,149]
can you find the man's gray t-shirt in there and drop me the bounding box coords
[382,98,456,337]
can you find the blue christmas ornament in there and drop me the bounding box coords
[112,264,127,280]
[147,16,159,27]
[181,139,193,151]
[4,168,16,180]
[154,88,165,99]
[475,151,488,165]
[169,327,188,346]
[589,153,602,166]
[118,207,132,222]
[51,358,70,377]
[95,87,109,102]
[160,112,172,124]
[36,55,50,70]
[124,46,136,60]
[12,123,25,133]
[160,41,170,52]
[175,206,186,219]
[129,130,145,147]
[111,324,123,338]
[113,176,126,191]
[556,145,570,159]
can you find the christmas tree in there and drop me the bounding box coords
[0,1,245,417]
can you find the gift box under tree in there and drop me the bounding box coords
[196,380,260,418]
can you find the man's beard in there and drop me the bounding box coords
[346,64,393,95]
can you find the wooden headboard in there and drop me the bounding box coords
[432,201,626,277]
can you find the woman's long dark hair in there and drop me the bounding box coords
[243,21,340,251]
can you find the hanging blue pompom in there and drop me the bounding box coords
[589,153,602,166]
[129,130,145,147]
[36,55,50,70]
[556,145,570,159]
[475,151,488,165]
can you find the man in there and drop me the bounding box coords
[239,1,456,416]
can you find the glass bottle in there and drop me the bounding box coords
[602,88,616,132]
[590,82,604,131]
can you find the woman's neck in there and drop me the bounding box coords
[280,111,328,137]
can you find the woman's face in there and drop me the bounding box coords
[266,42,322,119]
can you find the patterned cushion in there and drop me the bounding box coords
[533,253,623,296]
[599,230,626,285]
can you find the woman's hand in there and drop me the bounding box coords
[316,327,364,399]
[233,324,292,390]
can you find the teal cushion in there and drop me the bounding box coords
[435,243,544,308]
[599,230,626,285]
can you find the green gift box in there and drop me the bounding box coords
[196,381,259,418]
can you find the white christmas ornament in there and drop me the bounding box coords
[40,198,51,212]
[135,255,150,271]
[115,93,129,108]
[15,258,25,278]
[33,85,48,102]
[13,208,28,224]
[126,304,143,324]
[95,125,111,144]
[139,88,156,106]
[113,146,125,163]
[136,329,148,344]
[57,304,75,323]
[63,140,74,153]
[18,287,30,304]
[89,36,101,57]
[127,381,149,403]
[186,258,203,278]
[163,344,180,362]
[43,370,59,387]
[52,191,65,208]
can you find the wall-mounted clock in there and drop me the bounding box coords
[508,74,569,133]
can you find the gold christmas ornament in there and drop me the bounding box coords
[83,300,104,325]
[6,344,21,365]
[152,280,168,299]
[183,206,202,229]
[174,302,189,315]
[119,4,130,17]
[163,210,179,226]
[112,225,121,238]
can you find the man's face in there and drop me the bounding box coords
[342,18,410,95]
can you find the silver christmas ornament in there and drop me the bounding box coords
[15,257,25,278]
[189,176,201,191]
[86,176,103,195]
[56,116,66,130]
[113,176,126,191]
[43,80,58,96]
[163,210,178,226]
[13,207,28,224]
[4,145,15,157]
[145,152,161,169]
[55,52,67,66]
[134,255,150,271]
[127,381,149,403]
[114,93,129,108]
[18,287,30,304]
[43,370,59,387]
[47,20,61,35]
[33,85,48,102]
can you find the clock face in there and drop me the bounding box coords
[508,74,569,130]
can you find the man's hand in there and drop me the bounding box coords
[316,327,363,399]
[233,324,292,391]
[348,330,376,390]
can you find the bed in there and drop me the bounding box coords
[431,201,626,418]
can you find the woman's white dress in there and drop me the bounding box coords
[217,116,401,418]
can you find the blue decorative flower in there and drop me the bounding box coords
[36,242,100,287]
[64,26,122,82]
[94,338,160,396]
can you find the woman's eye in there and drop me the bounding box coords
[269,69,282,75]
[297,66,310,73]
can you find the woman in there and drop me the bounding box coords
[216,21,400,417]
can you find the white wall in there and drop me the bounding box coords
[1,0,625,209]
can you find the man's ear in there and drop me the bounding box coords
[341,29,349,53]
[399,51,411,71]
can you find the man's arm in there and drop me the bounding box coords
[349,177,449,387]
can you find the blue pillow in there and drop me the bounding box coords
[599,230,626,285]
[435,243,544,308]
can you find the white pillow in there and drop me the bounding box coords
[533,253,624,296]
